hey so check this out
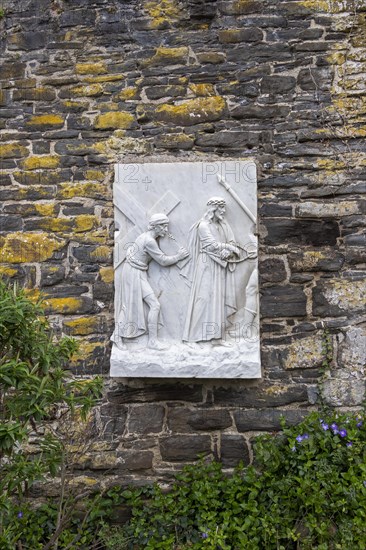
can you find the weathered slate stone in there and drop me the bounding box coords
[117,451,153,471]
[214,384,309,407]
[160,435,211,461]
[167,407,233,432]
[259,258,287,283]
[235,409,309,432]
[261,286,307,317]
[264,219,340,246]
[218,28,263,43]
[313,277,366,317]
[0,215,23,232]
[40,264,66,286]
[220,435,250,467]
[261,75,296,94]
[107,384,203,404]
[128,405,165,434]
[288,249,345,272]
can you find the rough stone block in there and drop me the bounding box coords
[218,28,263,43]
[40,265,66,287]
[282,334,324,370]
[160,435,211,461]
[288,249,345,272]
[214,384,309,407]
[154,97,227,126]
[313,277,366,317]
[264,219,340,246]
[117,451,154,471]
[259,258,287,283]
[167,407,233,432]
[0,215,23,232]
[234,409,309,432]
[261,75,296,94]
[261,286,307,317]
[220,435,250,467]
[128,405,165,434]
[107,384,203,404]
[296,201,361,218]
[322,377,365,407]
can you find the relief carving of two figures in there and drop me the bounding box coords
[111,197,257,351]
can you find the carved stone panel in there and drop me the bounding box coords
[110,161,261,378]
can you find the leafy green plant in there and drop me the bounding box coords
[0,280,103,548]
[118,410,366,549]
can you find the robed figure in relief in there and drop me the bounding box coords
[111,213,189,350]
[182,197,240,343]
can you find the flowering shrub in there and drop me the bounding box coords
[117,410,366,549]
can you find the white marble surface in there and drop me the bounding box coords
[111,160,261,379]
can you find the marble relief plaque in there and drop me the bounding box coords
[110,161,261,378]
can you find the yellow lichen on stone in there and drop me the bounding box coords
[105,135,152,154]
[61,100,89,110]
[71,84,104,97]
[155,96,226,125]
[0,232,65,263]
[0,266,18,277]
[300,0,356,12]
[325,279,366,311]
[98,102,119,111]
[284,335,324,369]
[75,215,98,232]
[76,62,108,75]
[100,266,114,283]
[58,182,106,199]
[23,155,60,170]
[145,0,182,28]
[145,46,189,66]
[118,87,139,100]
[188,83,215,96]
[85,169,106,181]
[68,476,99,489]
[90,246,111,262]
[26,114,64,127]
[45,297,85,314]
[63,316,103,336]
[327,51,346,65]
[94,111,135,130]
[72,340,104,360]
[317,158,346,172]
[0,142,29,159]
[83,74,125,83]
[157,133,194,148]
[34,202,58,216]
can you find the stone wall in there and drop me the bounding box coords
[0,0,365,490]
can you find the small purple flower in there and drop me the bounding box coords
[321,423,329,431]
[302,433,309,440]
[296,435,303,443]
[17,512,23,519]
[357,421,363,428]
[363,481,366,488]
[331,423,338,431]
[201,532,209,539]
[291,446,296,452]
[346,442,353,447]
[339,429,347,438]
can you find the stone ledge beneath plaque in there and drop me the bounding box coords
[110,340,261,379]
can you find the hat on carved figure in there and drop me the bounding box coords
[148,213,169,227]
